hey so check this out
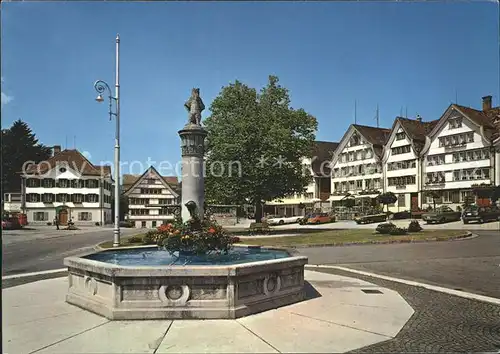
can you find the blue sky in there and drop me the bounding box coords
[1,1,499,177]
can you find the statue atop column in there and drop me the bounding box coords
[184,88,205,126]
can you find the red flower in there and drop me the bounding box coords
[208,227,216,234]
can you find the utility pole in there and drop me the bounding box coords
[375,104,379,128]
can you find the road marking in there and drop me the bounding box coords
[2,268,67,280]
[306,264,500,306]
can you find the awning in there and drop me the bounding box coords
[328,195,348,201]
[354,194,380,199]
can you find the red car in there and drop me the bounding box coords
[2,217,21,230]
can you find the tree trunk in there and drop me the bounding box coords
[433,199,436,210]
[254,201,263,223]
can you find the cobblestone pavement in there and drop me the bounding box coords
[314,267,500,353]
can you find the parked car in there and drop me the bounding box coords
[354,213,387,224]
[410,208,425,219]
[422,206,462,224]
[264,215,302,226]
[307,213,334,224]
[1,217,21,230]
[392,210,411,220]
[462,205,500,224]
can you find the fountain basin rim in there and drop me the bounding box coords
[63,246,307,277]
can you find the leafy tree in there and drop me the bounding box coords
[425,190,442,210]
[204,76,318,222]
[1,120,52,195]
[377,192,397,213]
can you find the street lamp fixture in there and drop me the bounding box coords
[93,34,121,247]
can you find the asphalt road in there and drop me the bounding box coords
[299,230,500,298]
[2,228,140,276]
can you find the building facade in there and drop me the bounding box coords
[420,98,500,210]
[329,125,391,211]
[123,166,180,228]
[265,141,339,216]
[21,147,113,226]
[382,117,437,212]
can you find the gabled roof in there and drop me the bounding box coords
[122,166,179,197]
[311,140,339,176]
[396,117,438,143]
[453,104,496,129]
[352,124,391,146]
[24,149,112,177]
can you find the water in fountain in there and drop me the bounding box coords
[84,246,291,266]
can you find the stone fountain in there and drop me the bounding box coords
[63,88,308,320]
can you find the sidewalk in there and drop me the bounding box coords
[2,270,413,353]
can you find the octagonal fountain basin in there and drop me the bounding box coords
[64,246,308,320]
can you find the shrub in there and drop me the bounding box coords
[47,222,52,226]
[389,227,408,235]
[128,235,143,244]
[298,217,308,225]
[95,222,101,226]
[249,222,270,234]
[142,230,161,245]
[230,236,241,243]
[408,220,423,233]
[376,222,396,234]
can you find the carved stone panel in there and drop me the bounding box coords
[238,279,264,299]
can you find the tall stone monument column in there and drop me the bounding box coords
[179,88,207,222]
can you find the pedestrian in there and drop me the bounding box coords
[54,217,59,230]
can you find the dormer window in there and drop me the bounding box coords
[396,132,406,141]
[349,134,361,147]
[449,117,462,129]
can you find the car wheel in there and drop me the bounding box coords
[279,220,284,225]
[463,220,469,224]
[478,218,484,224]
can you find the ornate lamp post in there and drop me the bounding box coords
[93,34,121,247]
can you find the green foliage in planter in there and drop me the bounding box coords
[407,220,423,233]
[128,235,144,244]
[389,227,408,235]
[249,222,270,233]
[375,222,396,234]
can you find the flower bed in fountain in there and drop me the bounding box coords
[143,217,236,256]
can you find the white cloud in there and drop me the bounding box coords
[1,76,14,106]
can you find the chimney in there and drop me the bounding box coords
[416,114,422,122]
[53,145,61,156]
[482,95,492,111]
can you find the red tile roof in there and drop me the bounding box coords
[353,124,392,146]
[396,117,438,142]
[24,149,111,177]
[311,140,339,176]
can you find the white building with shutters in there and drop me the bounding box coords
[21,147,113,226]
[123,166,180,229]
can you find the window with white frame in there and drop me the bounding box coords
[387,159,416,171]
[388,175,416,186]
[452,149,490,163]
[356,180,363,189]
[396,132,406,141]
[26,178,41,187]
[373,178,381,189]
[426,172,445,184]
[72,194,84,203]
[397,194,405,207]
[42,193,54,203]
[56,194,70,202]
[85,194,99,203]
[78,212,92,221]
[449,118,462,129]
[33,212,48,221]
[452,168,490,181]
[43,179,55,188]
[427,154,445,166]
[439,132,473,147]
[57,179,69,188]
[27,193,41,202]
[391,145,411,155]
